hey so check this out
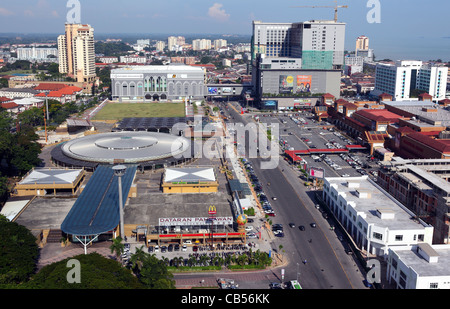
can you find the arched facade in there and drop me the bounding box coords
[111,65,206,102]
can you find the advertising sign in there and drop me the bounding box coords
[296,75,312,93]
[279,75,294,94]
[159,217,233,226]
[208,87,218,95]
[309,167,324,179]
[262,100,278,110]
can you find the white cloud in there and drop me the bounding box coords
[208,3,230,22]
[0,7,14,16]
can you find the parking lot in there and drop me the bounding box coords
[256,111,380,180]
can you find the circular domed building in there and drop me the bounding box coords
[51,131,194,171]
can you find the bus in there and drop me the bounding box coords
[288,280,302,289]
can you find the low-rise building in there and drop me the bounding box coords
[323,176,434,258]
[161,167,218,194]
[378,158,450,244]
[387,243,450,289]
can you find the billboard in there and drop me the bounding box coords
[279,75,294,94]
[309,167,324,179]
[262,100,278,110]
[208,87,218,95]
[296,75,312,93]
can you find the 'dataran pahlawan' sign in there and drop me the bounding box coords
[159,217,233,226]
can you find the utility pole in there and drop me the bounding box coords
[113,165,127,239]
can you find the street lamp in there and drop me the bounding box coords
[113,165,127,239]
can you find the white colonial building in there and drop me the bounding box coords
[111,65,206,102]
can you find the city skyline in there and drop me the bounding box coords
[0,0,449,61]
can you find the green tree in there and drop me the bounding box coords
[129,245,147,271]
[0,215,39,285]
[0,176,9,204]
[17,107,44,127]
[109,236,124,261]
[137,254,175,289]
[24,253,144,289]
[10,125,42,175]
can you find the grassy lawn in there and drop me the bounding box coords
[92,103,185,120]
[0,70,34,76]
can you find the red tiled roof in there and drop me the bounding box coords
[34,83,68,91]
[59,86,82,94]
[396,126,415,134]
[1,102,18,109]
[35,86,82,98]
[355,109,402,122]
[36,91,66,98]
[405,132,450,154]
[0,96,11,103]
[418,93,432,98]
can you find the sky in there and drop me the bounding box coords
[0,0,449,61]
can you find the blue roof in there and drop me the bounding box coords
[61,165,137,236]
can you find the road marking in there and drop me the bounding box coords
[278,161,355,289]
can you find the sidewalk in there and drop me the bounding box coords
[37,242,114,270]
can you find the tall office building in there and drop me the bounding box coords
[356,35,369,51]
[58,24,96,83]
[155,41,166,52]
[372,60,448,101]
[213,39,227,50]
[251,20,346,70]
[168,36,178,51]
[291,20,346,70]
[192,39,212,51]
[250,19,346,106]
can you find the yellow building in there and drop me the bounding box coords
[162,167,218,194]
[14,168,85,197]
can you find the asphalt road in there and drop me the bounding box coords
[223,101,367,289]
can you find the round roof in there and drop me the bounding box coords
[61,131,190,164]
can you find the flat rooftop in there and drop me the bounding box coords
[383,101,450,127]
[326,176,429,231]
[111,65,204,74]
[393,244,450,277]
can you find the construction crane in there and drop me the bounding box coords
[291,1,348,23]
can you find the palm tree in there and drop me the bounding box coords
[130,245,147,271]
[109,236,124,261]
[161,256,169,266]
[199,254,209,267]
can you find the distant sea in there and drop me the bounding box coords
[367,36,450,62]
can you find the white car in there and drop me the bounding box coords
[245,226,254,231]
[247,233,257,239]
[183,240,192,245]
[182,245,187,252]
[154,245,159,252]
